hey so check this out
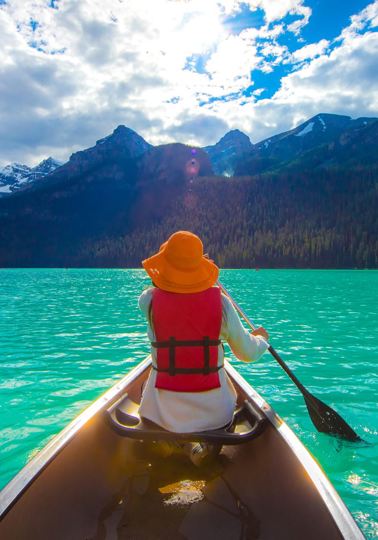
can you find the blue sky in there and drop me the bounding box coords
[230,0,375,100]
[0,0,377,166]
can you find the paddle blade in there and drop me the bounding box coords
[304,392,361,442]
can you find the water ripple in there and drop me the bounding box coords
[0,268,377,538]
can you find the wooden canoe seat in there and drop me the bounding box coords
[104,393,267,445]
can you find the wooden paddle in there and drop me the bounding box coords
[218,280,361,442]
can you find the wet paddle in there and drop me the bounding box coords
[218,281,361,442]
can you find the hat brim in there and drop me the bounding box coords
[142,250,219,293]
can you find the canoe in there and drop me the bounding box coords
[0,357,364,540]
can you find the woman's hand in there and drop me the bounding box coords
[251,326,269,341]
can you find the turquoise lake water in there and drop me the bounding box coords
[0,268,377,537]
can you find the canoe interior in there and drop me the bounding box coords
[0,363,354,540]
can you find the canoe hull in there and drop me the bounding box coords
[0,358,364,540]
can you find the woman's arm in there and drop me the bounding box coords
[138,287,154,318]
[221,293,269,362]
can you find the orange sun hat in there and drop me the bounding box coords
[142,231,219,293]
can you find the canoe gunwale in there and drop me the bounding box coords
[0,357,365,539]
[225,361,365,540]
[0,357,151,520]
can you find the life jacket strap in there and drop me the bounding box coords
[151,338,221,348]
[151,365,223,374]
[151,336,222,376]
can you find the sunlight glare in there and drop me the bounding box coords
[155,1,225,57]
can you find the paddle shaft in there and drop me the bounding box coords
[218,280,362,441]
[218,281,310,397]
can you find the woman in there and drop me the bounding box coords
[138,231,269,462]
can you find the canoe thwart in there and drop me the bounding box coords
[103,393,268,445]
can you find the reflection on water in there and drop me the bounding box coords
[0,268,377,537]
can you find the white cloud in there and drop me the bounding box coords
[0,0,232,164]
[205,34,260,89]
[217,0,311,35]
[340,0,378,39]
[260,0,311,28]
[202,7,378,143]
[0,0,376,167]
[259,42,290,64]
[291,39,329,62]
[276,31,378,109]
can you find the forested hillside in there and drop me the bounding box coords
[70,168,378,268]
[1,117,377,269]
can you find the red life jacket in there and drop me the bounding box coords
[151,287,223,392]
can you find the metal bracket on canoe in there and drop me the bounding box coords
[104,394,268,445]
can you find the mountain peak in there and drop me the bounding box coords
[43,156,63,165]
[32,157,64,173]
[94,125,152,158]
[0,157,62,195]
[311,113,351,121]
[219,129,252,145]
[1,162,31,175]
[105,124,142,141]
[301,113,352,132]
[96,124,147,142]
[204,129,253,176]
[114,124,137,135]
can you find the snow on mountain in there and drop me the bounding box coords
[235,112,378,176]
[295,121,314,137]
[33,157,64,175]
[1,114,376,198]
[0,157,64,196]
[254,114,358,155]
[0,163,32,183]
[318,116,326,130]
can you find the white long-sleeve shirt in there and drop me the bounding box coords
[138,287,268,432]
